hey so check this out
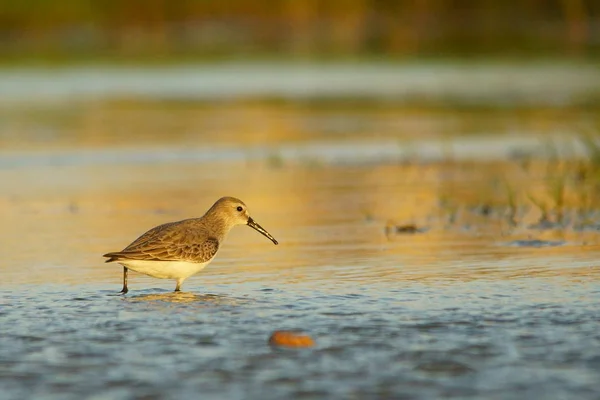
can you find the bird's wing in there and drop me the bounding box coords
[120,220,181,250]
[103,220,220,263]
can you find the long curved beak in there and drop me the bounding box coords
[247,217,278,245]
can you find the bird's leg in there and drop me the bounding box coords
[174,279,182,292]
[119,267,129,294]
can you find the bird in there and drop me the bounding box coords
[103,197,278,293]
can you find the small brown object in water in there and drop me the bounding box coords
[394,224,419,233]
[269,331,315,348]
[385,222,421,236]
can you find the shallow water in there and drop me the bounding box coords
[2,157,600,399]
[2,64,600,399]
[2,279,599,400]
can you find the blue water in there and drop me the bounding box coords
[1,277,599,400]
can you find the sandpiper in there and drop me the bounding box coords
[103,197,278,293]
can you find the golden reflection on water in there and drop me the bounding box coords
[127,292,242,305]
[1,101,600,289]
[2,158,600,289]
[4,100,590,151]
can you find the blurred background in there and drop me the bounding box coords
[1,0,599,147]
[2,1,600,260]
[2,0,600,255]
[1,0,599,61]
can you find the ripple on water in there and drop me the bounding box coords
[0,279,599,399]
[126,291,242,305]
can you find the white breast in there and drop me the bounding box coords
[118,259,211,280]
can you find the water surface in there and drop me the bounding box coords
[1,64,600,399]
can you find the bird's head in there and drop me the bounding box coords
[208,197,278,245]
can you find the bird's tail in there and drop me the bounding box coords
[103,252,121,263]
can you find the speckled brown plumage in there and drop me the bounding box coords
[104,219,220,263]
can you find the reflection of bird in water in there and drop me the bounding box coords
[128,292,238,305]
[103,197,278,294]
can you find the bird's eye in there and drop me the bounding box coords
[236,206,243,212]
